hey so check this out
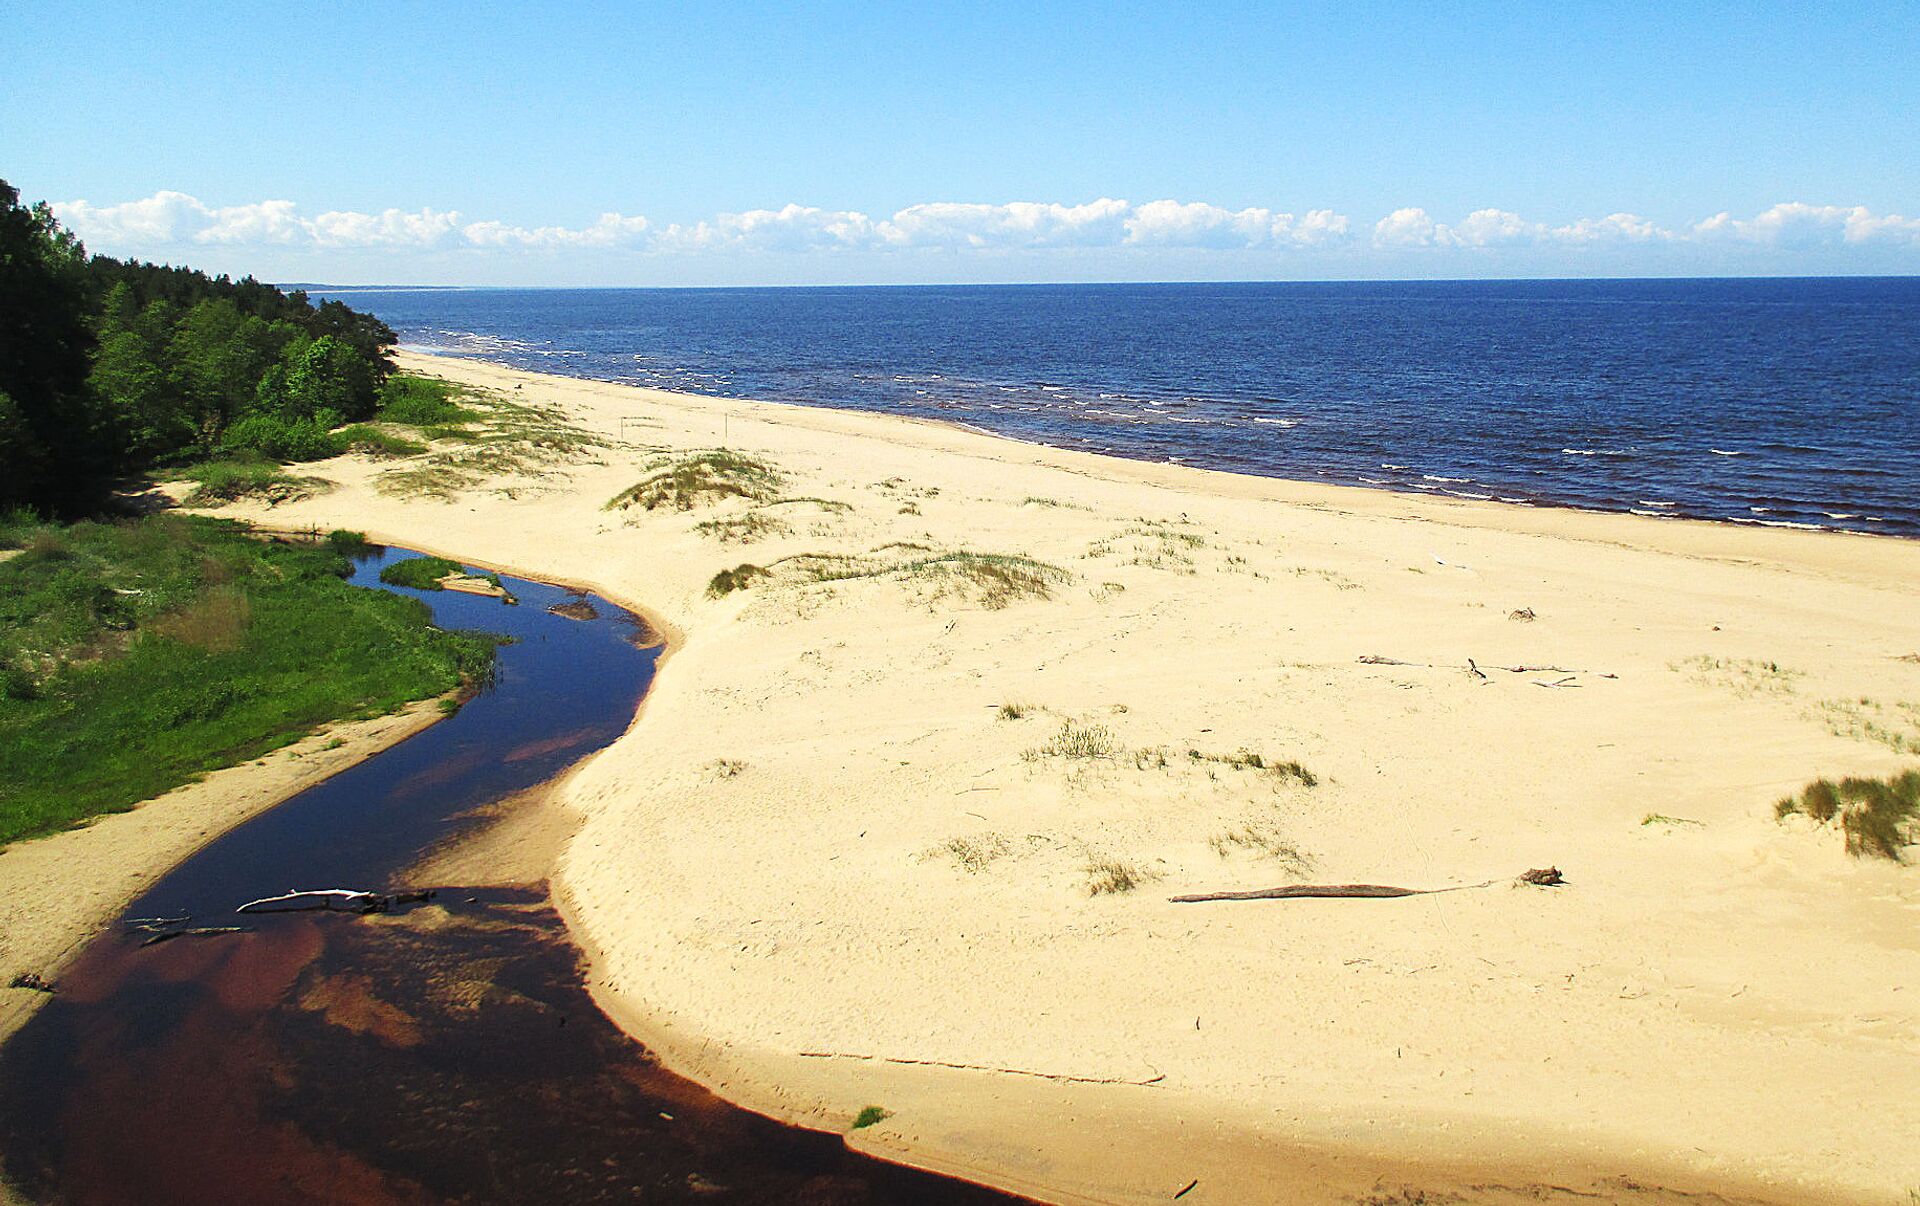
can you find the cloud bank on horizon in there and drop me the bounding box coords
[51,190,1920,282]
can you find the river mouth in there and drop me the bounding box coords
[0,546,1022,1205]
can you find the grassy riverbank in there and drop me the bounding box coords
[0,513,496,845]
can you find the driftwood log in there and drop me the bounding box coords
[236,888,434,915]
[1170,869,1565,904]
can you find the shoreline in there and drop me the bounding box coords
[9,348,1915,1204]
[406,351,1919,1204]
[400,349,1920,545]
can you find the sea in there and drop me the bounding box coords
[311,278,1920,538]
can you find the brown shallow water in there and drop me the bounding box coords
[0,549,1024,1205]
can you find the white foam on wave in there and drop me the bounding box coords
[1638,500,1677,508]
[1423,474,1473,484]
[1710,448,1742,456]
[1561,448,1628,457]
[1251,417,1300,426]
[1731,517,1823,530]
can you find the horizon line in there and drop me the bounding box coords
[281,271,1920,292]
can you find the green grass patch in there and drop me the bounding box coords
[1775,770,1920,861]
[376,374,484,430]
[851,1106,892,1130]
[336,424,428,458]
[0,515,497,845]
[379,555,463,590]
[164,457,328,507]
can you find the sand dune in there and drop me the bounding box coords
[86,350,1920,1202]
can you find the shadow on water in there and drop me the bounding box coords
[0,547,1025,1205]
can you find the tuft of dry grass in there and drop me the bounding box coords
[1209,820,1313,874]
[1775,771,1919,860]
[694,511,792,544]
[606,449,781,512]
[1672,654,1802,697]
[925,833,1012,873]
[149,586,251,653]
[1043,721,1117,760]
[378,389,611,500]
[1084,856,1156,896]
[780,547,1069,610]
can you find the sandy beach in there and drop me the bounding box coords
[15,348,1919,1204]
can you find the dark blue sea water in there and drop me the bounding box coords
[316,279,1920,537]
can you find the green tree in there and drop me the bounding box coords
[0,179,114,513]
[282,334,376,421]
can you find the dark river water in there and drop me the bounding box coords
[0,546,1023,1205]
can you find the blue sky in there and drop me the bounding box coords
[6,1,1917,285]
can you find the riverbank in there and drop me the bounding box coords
[0,698,445,1046]
[139,350,1920,1203]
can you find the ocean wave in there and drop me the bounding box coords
[1709,448,1742,456]
[1561,448,1630,457]
[1422,474,1473,484]
[1730,516,1824,530]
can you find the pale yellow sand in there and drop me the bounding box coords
[13,349,1917,1204]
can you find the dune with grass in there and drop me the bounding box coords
[168,349,1920,1205]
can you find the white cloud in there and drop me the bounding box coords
[1550,212,1667,243]
[47,191,1920,265]
[655,204,876,252]
[1373,207,1440,247]
[1375,207,1673,249]
[877,199,1130,248]
[463,212,651,248]
[1694,202,1920,247]
[1123,201,1350,248]
[309,207,465,248]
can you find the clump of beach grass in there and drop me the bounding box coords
[377,388,611,500]
[693,511,792,544]
[997,701,1030,720]
[706,563,771,598]
[1084,856,1156,896]
[1775,771,1920,860]
[1812,697,1919,754]
[851,1106,891,1130]
[1041,721,1117,760]
[1209,820,1313,874]
[1641,813,1703,828]
[1672,654,1803,697]
[780,547,1069,610]
[925,832,1012,873]
[606,449,782,512]
[1183,748,1318,786]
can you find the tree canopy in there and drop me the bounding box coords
[0,179,396,516]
